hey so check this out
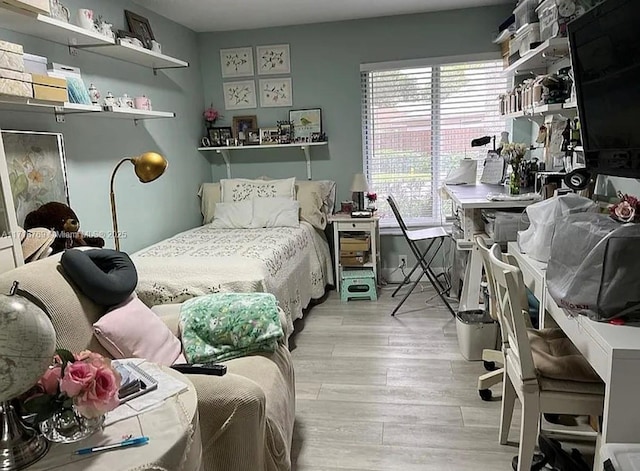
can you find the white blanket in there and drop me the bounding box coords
[132,222,333,334]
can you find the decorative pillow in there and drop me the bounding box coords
[294,181,327,229]
[61,249,138,306]
[198,183,221,224]
[210,200,254,229]
[252,198,300,228]
[297,179,336,217]
[93,297,186,366]
[220,177,296,203]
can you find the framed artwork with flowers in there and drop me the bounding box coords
[223,80,257,110]
[259,78,293,107]
[220,47,254,78]
[1,130,69,226]
[256,44,290,75]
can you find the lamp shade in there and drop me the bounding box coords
[350,173,369,192]
[132,152,168,183]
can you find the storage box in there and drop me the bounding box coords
[514,0,538,30]
[31,73,67,102]
[0,40,25,73]
[340,252,369,266]
[0,68,32,98]
[455,310,499,361]
[23,53,47,75]
[537,0,561,41]
[340,235,370,252]
[2,0,50,14]
[483,210,530,247]
[514,23,541,57]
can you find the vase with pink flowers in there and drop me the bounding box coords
[609,192,640,223]
[203,104,222,130]
[22,349,121,443]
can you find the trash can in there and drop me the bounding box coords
[455,309,499,361]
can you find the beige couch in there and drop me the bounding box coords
[0,254,295,471]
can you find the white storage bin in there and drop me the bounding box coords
[514,23,541,57]
[600,444,640,471]
[537,0,561,41]
[484,210,530,245]
[23,53,47,75]
[514,0,539,30]
[456,310,498,361]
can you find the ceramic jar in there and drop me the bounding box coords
[116,94,134,108]
[88,83,100,105]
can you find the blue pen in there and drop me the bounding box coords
[74,436,149,455]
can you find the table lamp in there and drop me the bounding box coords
[110,152,168,251]
[350,173,369,211]
[0,282,56,470]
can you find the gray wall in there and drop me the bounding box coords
[198,5,512,272]
[0,0,211,253]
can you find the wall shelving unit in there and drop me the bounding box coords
[197,142,329,180]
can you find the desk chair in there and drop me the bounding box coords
[488,244,604,471]
[386,195,455,317]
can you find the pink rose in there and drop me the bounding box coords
[614,201,635,222]
[38,365,62,395]
[74,366,121,418]
[75,350,108,368]
[60,361,97,398]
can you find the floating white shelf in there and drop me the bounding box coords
[0,5,189,71]
[503,102,578,120]
[100,106,175,120]
[197,142,329,180]
[503,38,570,76]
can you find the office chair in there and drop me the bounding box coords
[386,195,455,317]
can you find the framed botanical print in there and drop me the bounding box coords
[256,44,290,75]
[223,80,257,110]
[259,78,292,107]
[290,108,322,140]
[220,47,254,78]
[1,130,69,226]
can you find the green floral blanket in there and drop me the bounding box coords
[179,293,284,363]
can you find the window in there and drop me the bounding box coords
[361,57,507,227]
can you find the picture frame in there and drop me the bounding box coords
[220,47,254,78]
[245,129,260,145]
[223,80,257,110]
[259,127,280,145]
[256,44,291,75]
[1,130,69,226]
[259,78,293,108]
[207,127,233,147]
[232,116,258,141]
[124,10,154,49]
[116,29,145,48]
[200,136,211,148]
[277,120,293,144]
[289,108,322,140]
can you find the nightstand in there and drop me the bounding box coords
[328,213,380,291]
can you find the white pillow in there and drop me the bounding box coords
[198,183,221,224]
[210,200,253,228]
[220,177,295,203]
[252,198,300,228]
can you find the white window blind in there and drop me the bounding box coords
[361,58,507,227]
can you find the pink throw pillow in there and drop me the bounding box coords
[93,297,185,366]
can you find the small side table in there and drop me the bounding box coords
[328,213,380,291]
[28,364,202,471]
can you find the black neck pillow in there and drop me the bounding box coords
[60,249,138,307]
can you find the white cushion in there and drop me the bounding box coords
[220,178,295,203]
[210,200,254,228]
[198,183,221,224]
[252,198,300,228]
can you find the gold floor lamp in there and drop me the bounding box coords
[110,152,168,251]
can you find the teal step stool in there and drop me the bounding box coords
[341,269,377,301]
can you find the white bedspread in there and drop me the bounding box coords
[132,222,333,334]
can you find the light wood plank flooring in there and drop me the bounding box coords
[290,284,521,471]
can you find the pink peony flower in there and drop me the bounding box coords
[60,361,97,398]
[38,365,62,395]
[74,366,121,418]
[614,201,636,222]
[203,106,220,123]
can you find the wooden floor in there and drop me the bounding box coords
[290,284,522,471]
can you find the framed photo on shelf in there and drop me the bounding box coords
[245,129,260,145]
[277,120,293,144]
[208,127,233,146]
[256,44,291,75]
[200,137,211,148]
[220,47,254,78]
[259,127,279,145]
[1,130,68,226]
[223,80,257,110]
[289,108,322,140]
[124,10,154,49]
[232,116,258,141]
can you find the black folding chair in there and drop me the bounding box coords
[387,195,455,317]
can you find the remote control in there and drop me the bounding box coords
[171,363,227,376]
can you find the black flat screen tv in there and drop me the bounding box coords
[568,0,640,177]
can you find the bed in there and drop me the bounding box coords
[132,178,336,335]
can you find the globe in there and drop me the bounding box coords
[0,290,56,402]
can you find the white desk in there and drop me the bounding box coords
[443,184,536,311]
[508,242,640,462]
